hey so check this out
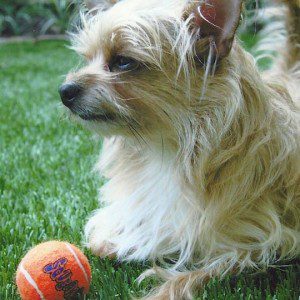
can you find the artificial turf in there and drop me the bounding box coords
[0,40,299,300]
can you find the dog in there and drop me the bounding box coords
[59,0,300,298]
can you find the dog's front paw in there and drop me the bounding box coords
[89,239,116,259]
[85,209,117,258]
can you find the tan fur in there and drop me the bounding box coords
[62,0,300,299]
[280,0,300,68]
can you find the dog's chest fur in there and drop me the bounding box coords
[96,137,202,263]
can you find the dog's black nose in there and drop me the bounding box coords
[59,83,82,107]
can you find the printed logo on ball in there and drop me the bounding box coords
[43,257,84,299]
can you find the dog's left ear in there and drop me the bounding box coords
[184,0,243,59]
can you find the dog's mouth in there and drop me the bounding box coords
[78,112,117,122]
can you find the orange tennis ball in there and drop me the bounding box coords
[16,241,92,300]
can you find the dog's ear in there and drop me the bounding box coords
[184,0,243,59]
[85,0,118,11]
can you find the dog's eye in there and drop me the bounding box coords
[110,56,140,72]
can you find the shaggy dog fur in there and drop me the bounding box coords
[60,0,300,298]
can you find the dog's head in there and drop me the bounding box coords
[60,0,242,138]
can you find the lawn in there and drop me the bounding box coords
[0,40,299,300]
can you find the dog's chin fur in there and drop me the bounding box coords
[64,0,300,298]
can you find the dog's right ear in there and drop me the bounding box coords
[184,0,243,59]
[85,0,117,11]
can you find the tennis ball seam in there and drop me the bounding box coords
[19,263,46,300]
[64,242,90,286]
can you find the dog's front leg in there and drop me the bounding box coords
[85,207,117,258]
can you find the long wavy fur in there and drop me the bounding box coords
[64,0,300,298]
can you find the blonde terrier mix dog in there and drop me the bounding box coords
[59,0,300,298]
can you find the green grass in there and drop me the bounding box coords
[0,40,299,299]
